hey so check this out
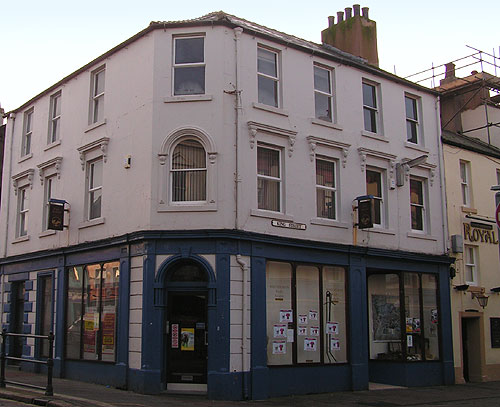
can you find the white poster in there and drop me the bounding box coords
[272,341,286,354]
[304,338,317,351]
[407,334,413,347]
[273,324,287,338]
[308,310,318,321]
[330,338,340,351]
[310,326,320,336]
[287,329,294,343]
[326,322,339,335]
[280,309,293,323]
[298,314,308,324]
[298,326,307,336]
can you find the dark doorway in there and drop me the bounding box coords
[10,281,26,362]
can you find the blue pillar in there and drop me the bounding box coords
[439,263,455,385]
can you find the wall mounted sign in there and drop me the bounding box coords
[48,201,65,230]
[271,220,306,230]
[491,318,500,348]
[463,223,499,244]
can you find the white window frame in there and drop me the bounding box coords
[366,168,386,227]
[22,108,34,157]
[172,35,205,96]
[362,80,379,134]
[464,245,478,286]
[257,144,282,213]
[257,45,280,108]
[89,66,105,125]
[314,65,334,123]
[17,186,29,238]
[42,175,56,232]
[315,157,337,220]
[410,177,426,233]
[85,158,103,221]
[460,160,471,207]
[405,94,420,144]
[48,91,61,144]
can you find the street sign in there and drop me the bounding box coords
[496,202,500,229]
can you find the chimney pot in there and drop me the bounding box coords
[362,7,369,19]
[353,4,361,16]
[337,11,344,22]
[445,62,456,79]
[345,7,352,19]
[328,15,335,27]
[471,70,478,75]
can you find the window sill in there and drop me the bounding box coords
[39,230,57,238]
[44,139,61,151]
[361,130,389,142]
[164,94,213,103]
[18,153,33,163]
[85,119,107,133]
[311,118,343,131]
[252,102,289,117]
[310,218,349,229]
[12,235,30,244]
[157,202,217,212]
[407,231,437,241]
[365,227,396,236]
[404,142,429,153]
[461,206,477,214]
[251,209,293,221]
[78,217,106,229]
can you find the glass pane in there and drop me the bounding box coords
[411,205,423,231]
[316,189,336,219]
[90,160,103,191]
[266,262,293,365]
[366,170,381,198]
[169,263,207,282]
[89,189,102,219]
[258,178,280,211]
[368,274,401,360]
[404,273,422,361]
[405,97,417,120]
[315,92,332,121]
[314,66,330,93]
[175,37,204,64]
[24,133,31,155]
[422,274,439,360]
[94,70,105,96]
[258,75,278,107]
[316,160,335,188]
[364,108,377,133]
[101,261,119,362]
[174,66,205,95]
[172,170,207,201]
[363,83,376,108]
[323,266,347,363]
[66,266,83,359]
[41,276,53,358]
[93,95,104,123]
[296,266,320,363]
[410,179,423,205]
[172,140,206,170]
[83,264,101,360]
[257,48,277,77]
[51,118,60,142]
[407,121,418,143]
[257,147,280,177]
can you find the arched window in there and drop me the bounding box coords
[171,139,207,202]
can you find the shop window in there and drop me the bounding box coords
[266,261,347,366]
[368,271,440,362]
[39,275,53,358]
[66,261,120,362]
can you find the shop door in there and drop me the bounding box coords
[166,292,208,385]
[461,317,483,382]
[11,281,26,361]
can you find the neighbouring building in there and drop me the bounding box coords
[0,7,454,400]
[437,59,500,383]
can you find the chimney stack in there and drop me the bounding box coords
[321,4,379,67]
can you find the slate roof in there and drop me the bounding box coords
[442,130,500,159]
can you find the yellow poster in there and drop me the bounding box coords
[180,328,195,351]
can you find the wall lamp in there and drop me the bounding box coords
[396,155,428,187]
[471,292,489,309]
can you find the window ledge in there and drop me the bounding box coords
[361,130,389,142]
[164,95,213,103]
[461,206,477,214]
[44,139,61,151]
[39,230,57,238]
[311,118,343,131]
[366,227,396,236]
[78,217,106,229]
[252,102,289,117]
[310,218,349,229]
[404,142,429,153]
[84,119,107,133]
[251,209,293,221]
[158,203,217,212]
[13,235,30,244]
[18,153,33,163]
[407,231,437,241]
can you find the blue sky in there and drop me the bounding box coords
[1,0,499,112]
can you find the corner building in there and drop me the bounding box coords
[0,7,454,400]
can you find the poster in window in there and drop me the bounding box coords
[371,295,401,341]
[83,315,96,353]
[413,318,421,333]
[407,334,413,347]
[272,340,286,354]
[298,314,308,324]
[326,322,339,335]
[330,338,340,351]
[406,317,413,333]
[298,326,307,336]
[180,328,195,351]
[280,309,293,322]
[310,326,320,336]
[304,338,317,351]
[273,324,287,338]
[287,329,294,343]
[171,324,179,348]
[431,309,438,324]
[309,310,318,321]
[101,313,116,354]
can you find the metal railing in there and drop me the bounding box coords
[0,330,54,396]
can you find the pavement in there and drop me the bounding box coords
[1,368,500,407]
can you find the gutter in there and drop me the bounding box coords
[436,96,450,256]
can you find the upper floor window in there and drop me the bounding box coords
[173,36,205,95]
[257,145,281,212]
[405,95,420,144]
[171,139,207,202]
[362,81,378,133]
[366,169,385,227]
[410,178,425,232]
[22,109,34,157]
[86,158,103,220]
[257,46,280,108]
[48,92,61,144]
[460,161,471,207]
[464,245,478,285]
[43,176,56,231]
[90,67,105,124]
[314,65,333,122]
[316,158,336,220]
[17,186,29,237]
